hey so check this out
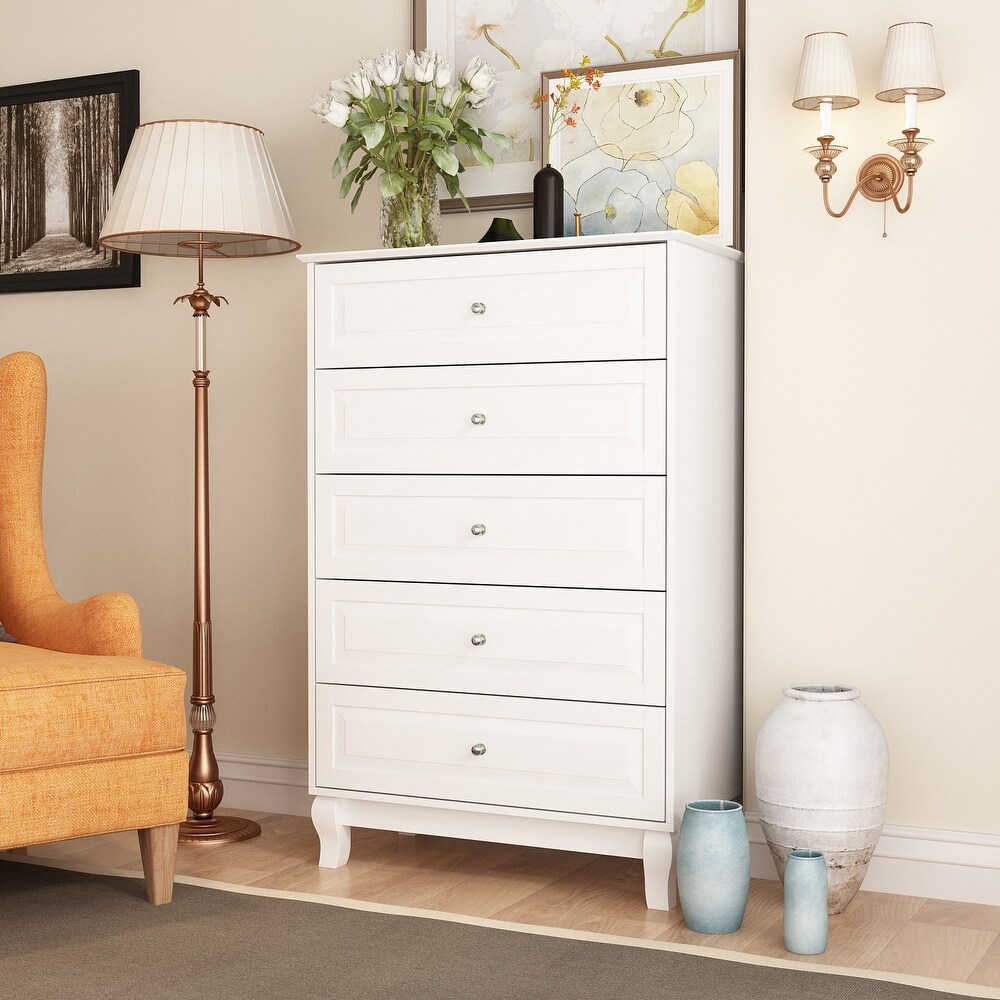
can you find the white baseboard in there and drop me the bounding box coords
[217,752,312,817]
[216,757,1000,906]
[746,812,1000,907]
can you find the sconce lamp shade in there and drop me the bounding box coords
[876,22,945,103]
[792,32,860,110]
[99,119,300,258]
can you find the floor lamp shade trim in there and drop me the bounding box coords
[99,118,299,844]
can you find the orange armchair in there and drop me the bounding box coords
[0,351,188,903]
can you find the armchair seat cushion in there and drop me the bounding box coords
[0,643,186,772]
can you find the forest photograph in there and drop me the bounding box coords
[0,71,139,293]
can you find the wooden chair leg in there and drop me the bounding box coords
[137,823,179,905]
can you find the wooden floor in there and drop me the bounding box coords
[9,809,1000,991]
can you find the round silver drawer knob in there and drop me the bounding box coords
[471,633,487,646]
[471,743,487,756]
[471,301,487,315]
[471,413,487,426]
[471,523,487,536]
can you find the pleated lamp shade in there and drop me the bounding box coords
[876,22,945,103]
[99,119,300,258]
[792,32,860,110]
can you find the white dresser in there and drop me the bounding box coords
[302,232,742,909]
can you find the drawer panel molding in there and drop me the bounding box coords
[315,475,667,591]
[315,685,666,821]
[314,245,667,368]
[315,580,667,705]
[315,361,666,475]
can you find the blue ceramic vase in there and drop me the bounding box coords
[676,800,750,934]
[783,849,829,954]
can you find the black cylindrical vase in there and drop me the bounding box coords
[533,164,564,239]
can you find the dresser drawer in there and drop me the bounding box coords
[314,475,666,590]
[315,581,666,705]
[313,245,666,368]
[315,361,666,475]
[315,685,665,820]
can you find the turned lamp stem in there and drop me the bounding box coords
[172,241,259,845]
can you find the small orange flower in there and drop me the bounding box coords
[565,116,577,127]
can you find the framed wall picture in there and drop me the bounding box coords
[413,0,741,213]
[0,70,140,294]
[543,53,739,246]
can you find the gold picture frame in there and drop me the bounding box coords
[541,52,740,247]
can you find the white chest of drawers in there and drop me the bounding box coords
[303,233,742,909]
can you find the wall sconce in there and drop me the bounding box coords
[793,22,945,223]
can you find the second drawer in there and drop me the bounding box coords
[315,580,666,705]
[314,361,666,475]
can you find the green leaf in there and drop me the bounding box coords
[339,165,361,199]
[431,146,460,175]
[386,112,409,127]
[368,97,388,117]
[417,137,436,151]
[360,122,386,149]
[468,143,494,169]
[332,140,358,176]
[378,172,406,197]
[350,183,365,213]
[483,130,512,149]
[443,171,460,197]
[424,112,454,130]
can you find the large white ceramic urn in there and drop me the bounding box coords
[755,685,889,914]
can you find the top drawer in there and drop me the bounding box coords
[313,244,666,368]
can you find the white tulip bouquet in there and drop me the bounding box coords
[311,48,510,246]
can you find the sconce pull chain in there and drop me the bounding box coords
[882,198,888,239]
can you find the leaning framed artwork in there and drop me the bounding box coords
[543,53,739,246]
[413,0,741,212]
[0,70,140,294]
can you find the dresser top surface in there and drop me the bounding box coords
[298,230,742,267]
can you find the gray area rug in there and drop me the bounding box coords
[0,861,974,1000]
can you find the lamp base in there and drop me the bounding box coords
[178,815,262,845]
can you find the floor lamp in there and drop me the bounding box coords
[99,119,300,844]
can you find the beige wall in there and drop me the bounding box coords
[744,1,1000,833]
[1,1,996,836]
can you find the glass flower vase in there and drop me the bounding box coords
[379,166,441,249]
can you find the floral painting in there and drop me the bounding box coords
[546,54,737,244]
[416,0,739,207]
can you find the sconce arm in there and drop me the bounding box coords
[887,173,915,215]
[822,176,866,219]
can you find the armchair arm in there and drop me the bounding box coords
[10,591,142,657]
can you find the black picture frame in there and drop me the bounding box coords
[0,69,140,294]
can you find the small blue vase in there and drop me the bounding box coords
[783,850,829,954]
[676,800,750,934]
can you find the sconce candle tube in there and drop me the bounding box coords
[819,99,833,137]
[904,92,918,129]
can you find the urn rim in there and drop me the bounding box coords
[783,684,860,702]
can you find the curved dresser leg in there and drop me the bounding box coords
[642,830,676,910]
[312,797,352,869]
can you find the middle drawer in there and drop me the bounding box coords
[314,361,666,475]
[314,475,666,590]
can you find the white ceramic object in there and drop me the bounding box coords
[755,685,889,913]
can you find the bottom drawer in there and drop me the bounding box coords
[315,685,665,821]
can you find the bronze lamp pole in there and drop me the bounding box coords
[99,119,300,844]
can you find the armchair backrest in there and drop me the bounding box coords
[0,352,57,627]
